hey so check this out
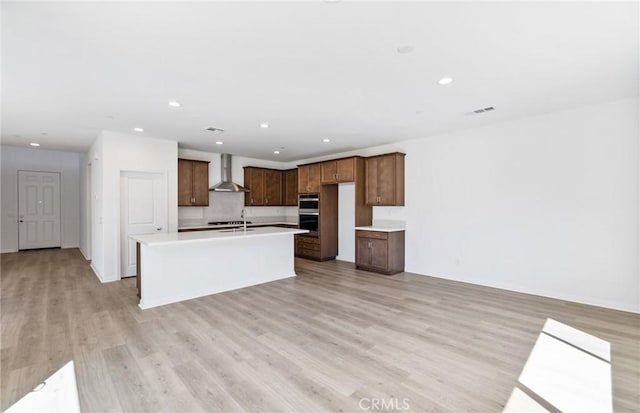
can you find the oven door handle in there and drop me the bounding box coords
[299,212,319,216]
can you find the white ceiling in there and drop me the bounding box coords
[2,1,638,161]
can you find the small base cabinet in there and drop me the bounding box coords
[355,230,405,275]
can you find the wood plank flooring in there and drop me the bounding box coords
[1,248,638,412]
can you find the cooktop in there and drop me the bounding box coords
[207,220,252,226]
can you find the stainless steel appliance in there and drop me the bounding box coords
[298,193,319,236]
[209,153,249,192]
[298,194,319,212]
[207,220,252,226]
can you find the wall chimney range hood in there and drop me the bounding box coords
[209,153,249,192]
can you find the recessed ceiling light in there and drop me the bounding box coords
[30,142,40,147]
[273,150,280,154]
[168,101,182,107]
[396,44,415,54]
[438,77,453,85]
[133,127,144,132]
[322,138,331,143]
[260,123,269,129]
[215,141,223,145]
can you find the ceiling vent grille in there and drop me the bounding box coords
[467,106,495,115]
[205,127,225,133]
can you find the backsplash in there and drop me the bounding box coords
[178,192,297,222]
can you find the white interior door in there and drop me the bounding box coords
[18,171,61,250]
[120,171,166,278]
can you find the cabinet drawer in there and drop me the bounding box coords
[296,235,320,245]
[297,239,320,251]
[356,230,388,240]
[296,247,320,258]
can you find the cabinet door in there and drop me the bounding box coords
[284,169,298,206]
[263,169,282,205]
[191,161,210,206]
[336,158,355,182]
[365,157,379,205]
[377,155,396,205]
[370,238,389,270]
[356,237,372,267]
[245,168,264,205]
[307,164,321,193]
[178,159,194,206]
[297,165,309,193]
[321,161,337,184]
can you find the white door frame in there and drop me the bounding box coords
[17,170,62,250]
[117,169,169,280]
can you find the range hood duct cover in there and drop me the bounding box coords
[209,153,249,192]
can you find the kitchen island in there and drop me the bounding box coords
[130,226,308,309]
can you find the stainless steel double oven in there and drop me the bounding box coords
[298,194,319,236]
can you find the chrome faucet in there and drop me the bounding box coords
[241,208,247,232]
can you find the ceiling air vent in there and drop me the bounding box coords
[205,127,225,133]
[467,106,496,116]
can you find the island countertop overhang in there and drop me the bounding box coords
[130,226,309,246]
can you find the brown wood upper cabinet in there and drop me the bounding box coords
[365,153,405,206]
[282,169,298,206]
[178,159,210,206]
[243,167,284,206]
[244,167,264,206]
[263,169,282,205]
[298,163,321,194]
[321,157,356,184]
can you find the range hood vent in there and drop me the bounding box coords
[209,153,249,192]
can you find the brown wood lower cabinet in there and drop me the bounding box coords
[295,234,337,261]
[295,235,321,260]
[355,230,405,275]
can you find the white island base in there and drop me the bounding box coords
[131,227,308,309]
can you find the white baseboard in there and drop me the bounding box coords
[1,248,19,254]
[78,247,91,261]
[414,271,640,315]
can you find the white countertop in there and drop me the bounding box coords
[131,226,308,246]
[354,226,405,232]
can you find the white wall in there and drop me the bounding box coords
[79,153,90,259]
[177,148,297,221]
[298,97,640,313]
[87,131,178,282]
[336,183,356,262]
[1,145,81,253]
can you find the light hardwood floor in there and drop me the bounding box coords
[1,248,638,412]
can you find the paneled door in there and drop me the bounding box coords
[18,171,61,250]
[120,171,166,278]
